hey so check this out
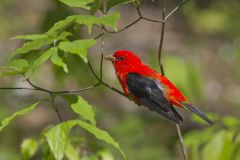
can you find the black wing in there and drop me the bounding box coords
[126,73,183,124]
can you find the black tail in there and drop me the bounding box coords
[180,102,213,125]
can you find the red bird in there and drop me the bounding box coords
[105,50,213,124]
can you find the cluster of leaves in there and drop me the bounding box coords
[0,0,137,159]
[185,114,240,160]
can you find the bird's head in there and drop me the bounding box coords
[105,50,142,71]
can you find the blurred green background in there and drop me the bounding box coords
[0,0,240,159]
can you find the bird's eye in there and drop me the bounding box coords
[117,56,125,61]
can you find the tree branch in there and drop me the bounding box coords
[165,0,191,20]
[158,0,166,75]
[156,1,189,160]
[176,124,188,160]
[50,93,63,122]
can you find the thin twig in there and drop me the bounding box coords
[165,0,191,20]
[94,17,142,39]
[158,0,166,75]
[0,87,37,91]
[26,78,52,94]
[101,81,126,97]
[0,83,100,94]
[142,17,164,23]
[50,93,63,122]
[51,83,101,94]
[176,124,188,160]
[100,25,105,80]
[157,1,188,160]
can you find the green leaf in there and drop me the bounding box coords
[65,143,80,160]
[75,15,98,34]
[77,120,126,159]
[75,13,120,33]
[47,15,79,35]
[12,37,55,56]
[45,122,75,160]
[106,0,134,10]
[21,138,38,160]
[59,0,94,10]
[50,51,68,73]
[30,47,58,73]
[0,59,29,77]
[12,34,48,40]
[57,31,73,41]
[90,0,102,14]
[202,130,235,160]
[223,116,240,127]
[0,101,41,132]
[98,12,120,31]
[63,95,96,126]
[58,39,96,63]
[45,120,126,160]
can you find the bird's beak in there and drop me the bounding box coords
[104,55,116,62]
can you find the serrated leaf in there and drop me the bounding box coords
[0,59,29,77]
[50,51,68,73]
[106,0,134,10]
[30,47,58,73]
[58,39,96,63]
[45,120,126,160]
[12,37,55,56]
[59,0,94,10]
[21,138,38,160]
[0,101,41,132]
[63,95,96,126]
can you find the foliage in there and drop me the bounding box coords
[185,115,240,160]
[0,0,130,159]
[0,0,239,160]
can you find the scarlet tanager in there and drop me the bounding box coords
[105,50,213,124]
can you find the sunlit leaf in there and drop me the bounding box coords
[45,122,74,160]
[47,15,79,34]
[63,95,96,126]
[12,34,48,40]
[21,138,38,160]
[223,116,240,127]
[0,101,41,132]
[12,37,55,56]
[184,127,216,146]
[97,150,115,160]
[30,47,58,73]
[98,12,120,31]
[50,51,68,73]
[75,12,120,33]
[202,131,235,160]
[0,59,29,77]
[59,0,94,10]
[45,120,125,160]
[77,120,126,159]
[58,39,96,63]
[65,143,80,160]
